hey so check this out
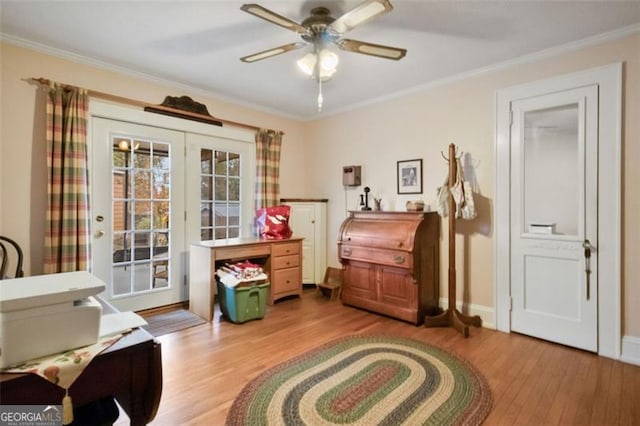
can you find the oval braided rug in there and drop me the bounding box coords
[226,335,492,425]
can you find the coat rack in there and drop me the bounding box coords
[425,143,482,337]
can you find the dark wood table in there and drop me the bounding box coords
[0,327,162,425]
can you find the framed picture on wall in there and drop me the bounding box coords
[397,159,423,194]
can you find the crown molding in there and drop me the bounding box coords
[0,33,304,122]
[314,22,640,121]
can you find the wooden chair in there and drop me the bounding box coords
[316,267,343,301]
[0,236,24,280]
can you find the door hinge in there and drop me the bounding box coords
[509,296,513,312]
[184,211,187,221]
[509,109,513,127]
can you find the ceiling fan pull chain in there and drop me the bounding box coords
[317,79,324,112]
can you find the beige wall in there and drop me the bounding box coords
[1,33,638,339]
[0,42,307,276]
[305,33,639,337]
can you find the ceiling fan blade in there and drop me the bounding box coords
[241,4,310,36]
[240,42,306,63]
[330,0,393,34]
[337,39,406,60]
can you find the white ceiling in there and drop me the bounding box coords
[2,1,639,120]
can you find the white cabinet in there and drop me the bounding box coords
[281,199,328,285]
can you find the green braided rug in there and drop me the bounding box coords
[226,335,492,425]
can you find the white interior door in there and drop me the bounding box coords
[91,117,185,312]
[510,85,598,351]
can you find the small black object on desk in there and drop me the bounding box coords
[360,187,372,211]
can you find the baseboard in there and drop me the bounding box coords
[621,335,640,366]
[437,298,495,330]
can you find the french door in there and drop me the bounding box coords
[91,117,185,312]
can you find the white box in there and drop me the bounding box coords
[0,271,105,368]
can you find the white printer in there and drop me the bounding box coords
[0,271,105,368]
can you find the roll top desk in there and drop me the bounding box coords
[338,211,440,325]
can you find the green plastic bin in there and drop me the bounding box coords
[217,280,269,324]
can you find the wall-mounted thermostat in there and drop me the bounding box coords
[342,165,361,187]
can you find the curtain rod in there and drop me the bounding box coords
[29,77,283,135]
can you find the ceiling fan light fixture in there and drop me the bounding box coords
[297,49,338,80]
[297,53,317,75]
[319,49,339,72]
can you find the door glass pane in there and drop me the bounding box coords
[229,178,240,202]
[134,201,151,230]
[134,263,151,292]
[153,143,170,171]
[134,170,151,199]
[523,104,580,236]
[201,149,213,174]
[153,172,170,199]
[201,176,212,200]
[153,201,170,229]
[112,265,131,296]
[201,202,212,227]
[228,153,240,177]
[215,203,227,226]
[215,177,227,200]
[111,136,172,298]
[215,151,227,174]
[133,141,151,168]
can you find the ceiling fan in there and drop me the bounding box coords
[240,0,406,62]
[240,0,406,63]
[240,0,406,110]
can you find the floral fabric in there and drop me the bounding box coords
[3,333,122,389]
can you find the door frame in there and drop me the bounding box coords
[495,63,622,358]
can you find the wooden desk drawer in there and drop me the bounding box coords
[273,267,300,293]
[272,242,300,257]
[214,245,270,260]
[340,245,413,269]
[273,254,300,270]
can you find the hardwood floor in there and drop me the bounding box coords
[116,288,640,425]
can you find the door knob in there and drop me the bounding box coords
[95,230,105,238]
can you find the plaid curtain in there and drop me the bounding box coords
[43,83,90,273]
[255,129,283,209]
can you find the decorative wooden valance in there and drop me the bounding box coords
[144,96,223,127]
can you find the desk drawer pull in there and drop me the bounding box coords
[343,248,352,256]
[393,255,406,264]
